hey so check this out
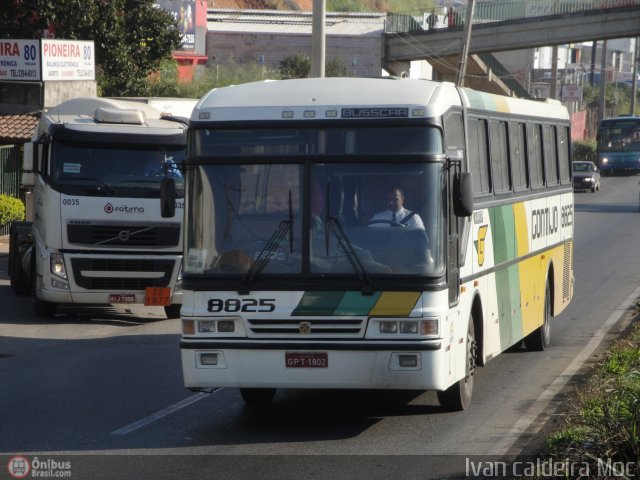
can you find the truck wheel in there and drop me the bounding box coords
[34,296,57,318]
[9,236,31,296]
[437,315,476,411]
[164,304,181,319]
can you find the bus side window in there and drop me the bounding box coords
[558,126,571,184]
[468,117,490,195]
[509,122,528,191]
[527,123,544,189]
[542,124,558,186]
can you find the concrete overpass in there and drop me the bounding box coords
[384,5,640,95]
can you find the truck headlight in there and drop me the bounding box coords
[50,253,67,279]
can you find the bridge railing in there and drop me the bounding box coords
[386,0,640,33]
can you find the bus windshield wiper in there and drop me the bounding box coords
[239,190,293,294]
[324,185,374,295]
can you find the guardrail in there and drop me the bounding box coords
[386,0,640,33]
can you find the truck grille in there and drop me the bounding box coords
[67,223,181,248]
[247,318,364,338]
[70,258,175,290]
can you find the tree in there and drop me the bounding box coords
[279,53,311,79]
[0,0,181,96]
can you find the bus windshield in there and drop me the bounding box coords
[50,141,185,198]
[185,161,444,277]
[598,120,640,152]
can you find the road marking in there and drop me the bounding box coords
[497,285,640,455]
[110,389,220,435]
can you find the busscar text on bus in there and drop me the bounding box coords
[161,77,575,411]
[9,97,194,318]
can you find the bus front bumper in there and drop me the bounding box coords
[180,340,447,391]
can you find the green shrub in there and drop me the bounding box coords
[0,194,25,227]
[573,139,597,163]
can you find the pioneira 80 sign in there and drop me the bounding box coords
[0,39,95,82]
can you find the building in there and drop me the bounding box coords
[205,9,386,77]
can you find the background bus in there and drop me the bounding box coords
[597,115,640,174]
[177,78,574,411]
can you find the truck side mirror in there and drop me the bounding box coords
[160,178,176,218]
[453,172,473,217]
[23,143,34,171]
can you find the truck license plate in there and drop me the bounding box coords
[109,293,136,303]
[285,352,328,368]
[145,287,171,306]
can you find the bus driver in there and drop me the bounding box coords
[369,188,424,229]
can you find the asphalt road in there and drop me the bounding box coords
[1,174,639,479]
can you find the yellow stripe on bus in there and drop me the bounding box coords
[369,292,421,317]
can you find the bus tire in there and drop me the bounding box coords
[437,316,476,411]
[240,388,276,406]
[164,304,181,319]
[34,296,57,318]
[525,281,551,351]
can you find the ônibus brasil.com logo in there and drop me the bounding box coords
[7,456,72,478]
[104,202,144,214]
[7,456,30,478]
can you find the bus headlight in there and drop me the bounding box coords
[601,157,608,164]
[371,318,439,338]
[50,253,67,279]
[182,317,246,337]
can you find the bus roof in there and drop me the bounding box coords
[192,77,570,124]
[193,78,461,122]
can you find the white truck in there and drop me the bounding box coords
[8,97,194,318]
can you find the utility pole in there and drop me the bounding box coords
[550,45,559,99]
[631,37,638,115]
[310,0,326,78]
[598,40,608,126]
[455,0,476,87]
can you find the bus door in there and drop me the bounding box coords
[444,109,465,307]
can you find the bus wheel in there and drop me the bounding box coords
[240,388,277,406]
[437,316,476,411]
[164,304,181,319]
[525,282,551,351]
[34,296,57,318]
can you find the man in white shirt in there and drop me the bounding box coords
[369,188,424,229]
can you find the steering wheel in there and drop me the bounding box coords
[367,220,406,227]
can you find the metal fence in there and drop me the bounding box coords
[386,0,640,33]
[0,145,22,236]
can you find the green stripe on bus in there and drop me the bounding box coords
[292,291,345,315]
[490,205,523,348]
[335,291,382,315]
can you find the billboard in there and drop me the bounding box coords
[156,0,196,50]
[0,39,95,82]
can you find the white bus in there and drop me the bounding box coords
[178,78,574,410]
[9,97,194,318]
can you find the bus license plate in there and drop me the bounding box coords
[285,352,328,368]
[109,293,136,303]
[144,287,171,306]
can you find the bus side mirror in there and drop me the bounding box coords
[160,178,176,218]
[453,172,473,217]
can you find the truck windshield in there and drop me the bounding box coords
[49,142,185,198]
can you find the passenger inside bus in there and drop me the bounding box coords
[368,188,425,229]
